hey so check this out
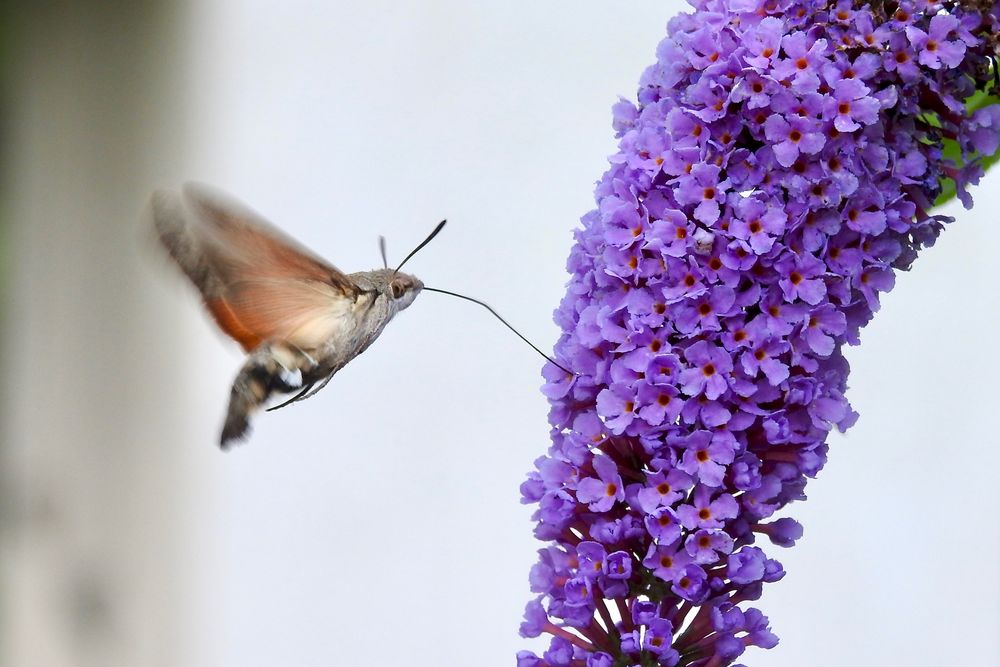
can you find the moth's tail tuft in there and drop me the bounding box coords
[219,343,313,449]
[220,369,265,449]
[220,414,251,449]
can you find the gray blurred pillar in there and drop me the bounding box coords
[1,2,203,666]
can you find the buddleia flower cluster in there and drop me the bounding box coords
[519,1,999,665]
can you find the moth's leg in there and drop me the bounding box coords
[265,383,315,413]
[272,342,321,389]
[264,344,335,412]
[290,345,319,369]
[266,356,344,411]
[220,342,317,448]
[299,372,337,401]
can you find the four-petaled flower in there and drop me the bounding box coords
[576,456,625,512]
[679,341,732,400]
[764,114,826,168]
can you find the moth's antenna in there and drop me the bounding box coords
[423,286,573,375]
[378,236,388,269]
[395,220,447,274]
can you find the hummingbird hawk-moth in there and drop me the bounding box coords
[151,183,566,449]
[151,183,445,448]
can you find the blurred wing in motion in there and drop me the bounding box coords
[150,183,358,352]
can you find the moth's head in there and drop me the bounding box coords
[371,220,442,311]
[389,272,423,311]
[370,268,423,311]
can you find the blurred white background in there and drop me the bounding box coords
[1,2,997,666]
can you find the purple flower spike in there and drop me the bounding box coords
[520,0,1000,664]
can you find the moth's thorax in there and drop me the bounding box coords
[298,268,423,366]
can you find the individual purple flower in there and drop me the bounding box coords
[799,304,847,357]
[576,541,607,578]
[763,114,826,168]
[636,381,683,427]
[587,653,614,667]
[673,163,730,225]
[685,528,735,564]
[671,563,709,602]
[727,546,768,584]
[605,550,633,579]
[643,542,692,582]
[678,430,736,487]
[649,208,693,258]
[714,633,746,662]
[576,455,625,512]
[563,576,593,607]
[744,17,784,70]
[905,14,966,69]
[843,189,888,235]
[744,608,780,649]
[731,71,778,109]
[680,394,733,428]
[821,51,880,86]
[636,466,693,512]
[674,285,737,334]
[756,517,804,547]
[688,78,732,122]
[772,31,830,92]
[855,10,891,50]
[730,196,786,254]
[644,506,683,544]
[679,341,732,399]
[741,336,790,386]
[517,651,544,667]
[775,252,828,305]
[676,485,739,530]
[964,106,1000,156]
[884,32,922,81]
[520,598,548,638]
[595,383,638,434]
[643,619,680,663]
[544,637,575,665]
[855,264,896,311]
[824,78,881,132]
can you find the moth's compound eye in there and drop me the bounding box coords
[390,280,405,299]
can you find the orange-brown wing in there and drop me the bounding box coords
[213,277,356,351]
[151,184,357,352]
[181,183,356,291]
